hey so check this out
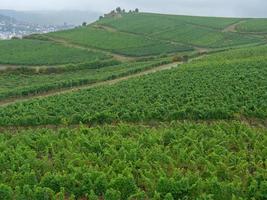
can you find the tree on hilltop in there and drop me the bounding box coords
[116,7,122,13]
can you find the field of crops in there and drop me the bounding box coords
[0,122,266,199]
[0,46,266,126]
[0,59,171,100]
[152,24,260,48]
[199,44,267,62]
[0,12,267,200]
[237,19,267,33]
[0,39,107,66]
[98,13,241,33]
[49,27,192,56]
[97,13,263,49]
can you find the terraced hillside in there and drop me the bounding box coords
[48,26,192,57]
[0,12,266,200]
[0,39,108,65]
[0,58,172,101]
[47,13,266,57]
[0,45,266,126]
[236,18,267,33]
[96,13,264,48]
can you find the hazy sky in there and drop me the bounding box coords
[1,0,267,18]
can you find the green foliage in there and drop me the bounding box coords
[0,39,106,65]
[105,189,121,200]
[33,187,55,200]
[164,193,174,200]
[0,58,170,100]
[110,175,137,199]
[152,24,261,48]
[0,184,12,200]
[237,19,267,33]
[99,13,240,32]
[0,122,266,199]
[1,46,266,126]
[88,190,98,200]
[50,26,192,56]
[98,13,263,48]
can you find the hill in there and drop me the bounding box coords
[0,12,266,199]
[1,44,266,126]
[49,13,264,51]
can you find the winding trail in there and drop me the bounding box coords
[222,20,247,33]
[0,61,181,107]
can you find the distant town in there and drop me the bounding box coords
[0,15,74,39]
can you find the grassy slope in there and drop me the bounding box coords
[0,59,170,100]
[237,18,267,33]
[98,13,241,32]
[97,13,263,48]
[49,26,192,57]
[0,45,266,126]
[48,13,265,57]
[0,39,107,65]
[0,13,267,200]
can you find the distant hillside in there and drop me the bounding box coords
[0,10,101,25]
[44,12,265,58]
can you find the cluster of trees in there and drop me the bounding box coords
[99,7,140,20]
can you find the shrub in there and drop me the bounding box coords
[0,184,12,200]
[110,175,137,200]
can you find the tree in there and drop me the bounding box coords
[135,8,139,13]
[116,7,122,13]
[82,22,87,26]
[99,16,104,20]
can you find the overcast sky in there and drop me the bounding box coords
[1,0,267,18]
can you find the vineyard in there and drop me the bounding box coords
[0,39,107,66]
[49,27,192,57]
[97,13,264,48]
[98,13,241,32]
[0,122,266,200]
[0,46,266,126]
[237,19,267,33]
[0,58,171,100]
[0,12,266,200]
[152,25,260,48]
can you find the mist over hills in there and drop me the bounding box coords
[0,10,102,25]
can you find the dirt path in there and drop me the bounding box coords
[1,118,266,132]
[0,61,181,107]
[43,35,135,62]
[0,64,66,72]
[0,64,21,71]
[93,24,118,32]
[222,20,247,33]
